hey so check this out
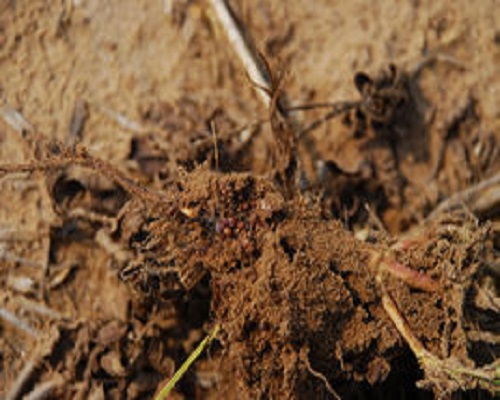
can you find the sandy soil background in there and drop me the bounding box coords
[0,1,499,399]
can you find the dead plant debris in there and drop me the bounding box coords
[0,1,499,400]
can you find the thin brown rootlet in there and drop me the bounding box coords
[0,63,498,398]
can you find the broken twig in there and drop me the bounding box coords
[427,172,500,220]
[0,307,39,338]
[5,360,38,400]
[207,0,271,109]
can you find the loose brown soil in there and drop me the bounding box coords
[0,1,499,399]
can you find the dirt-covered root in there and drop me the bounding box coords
[1,139,497,398]
[197,185,497,398]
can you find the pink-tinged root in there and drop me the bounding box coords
[382,259,439,292]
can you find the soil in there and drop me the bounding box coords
[0,1,499,399]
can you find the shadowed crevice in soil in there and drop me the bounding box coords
[0,2,499,400]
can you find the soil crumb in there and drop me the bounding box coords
[0,1,499,399]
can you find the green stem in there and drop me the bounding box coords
[155,324,220,400]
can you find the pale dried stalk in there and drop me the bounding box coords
[467,330,500,345]
[381,284,499,392]
[23,378,63,400]
[5,359,38,400]
[16,297,65,320]
[96,105,146,134]
[0,252,46,269]
[427,172,500,220]
[207,0,325,186]
[207,0,271,109]
[0,307,39,338]
[67,207,115,226]
[0,103,34,135]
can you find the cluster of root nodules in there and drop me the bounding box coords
[1,64,499,400]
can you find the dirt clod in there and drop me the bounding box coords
[1,1,499,399]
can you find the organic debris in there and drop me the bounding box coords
[0,1,499,399]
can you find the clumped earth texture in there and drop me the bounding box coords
[0,1,499,399]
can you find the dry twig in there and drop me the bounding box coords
[16,297,65,320]
[427,172,500,220]
[5,360,38,400]
[0,103,34,135]
[380,277,499,393]
[207,0,272,109]
[0,307,39,338]
[23,377,64,400]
